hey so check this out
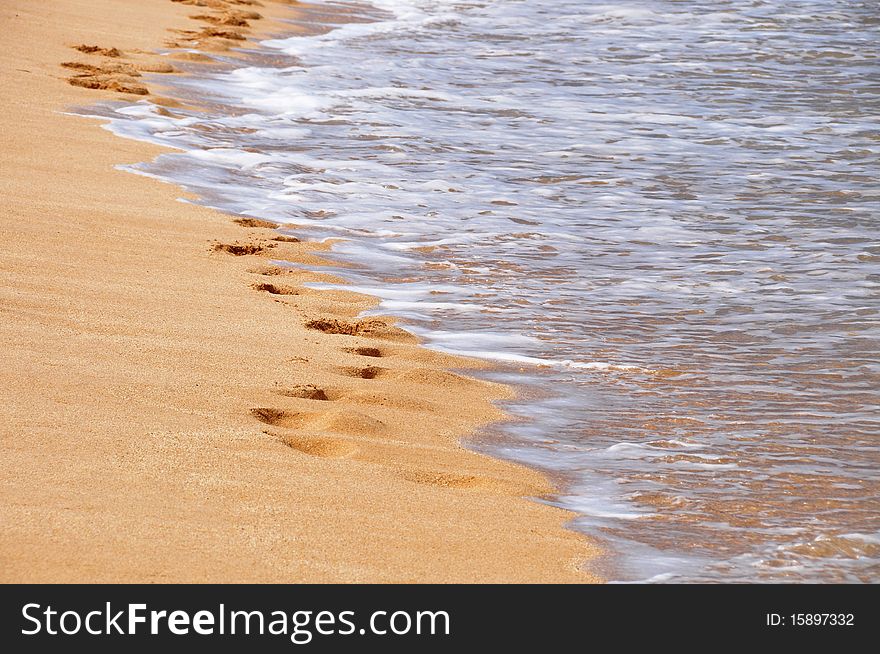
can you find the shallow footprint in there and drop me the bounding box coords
[399,470,541,496]
[252,282,299,296]
[251,407,314,429]
[395,368,486,389]
[343,391,435,413]
[315,410,387,436]
[401,470,486,490]
[274,385,341,401]
[345,346,384,358]
[336,365,387,380]
[278,435,359,459]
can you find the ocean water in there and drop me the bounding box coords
[88,0,879,582]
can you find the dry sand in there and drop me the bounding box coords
[0,0,601,582]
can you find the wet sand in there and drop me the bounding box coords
[0,0,600,582]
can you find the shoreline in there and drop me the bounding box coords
[0,0,602,582]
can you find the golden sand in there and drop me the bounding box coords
[0,0,601,583]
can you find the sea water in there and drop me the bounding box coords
[90,0,879,582]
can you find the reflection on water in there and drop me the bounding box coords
[95,0,879,581]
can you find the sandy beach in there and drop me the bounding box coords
[0,0,600,583]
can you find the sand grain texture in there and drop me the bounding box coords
[0,0,600,582]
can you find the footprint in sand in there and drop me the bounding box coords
[247,264,293,277]
[211,241,271,256]
[399,470,541,495]
[313,410,387,437]
[73,44,122,57]
[395,368,487,390]
[274,385,341,402]
[255,403,386,436]
[252,282,299,296]
[191,13,257,29]
[276,435,359,459]
[400,470,487,490]
[342,391,435,413]
[250,408,316,429]
[335,365,387,380]
[233,218,279,229]
[67,71,148,95]
[344,346,384,358]
[305,317,412,342]
[64,45,176,95]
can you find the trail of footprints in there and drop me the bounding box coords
[223,217,507,494]
[60,2,511,495]
[62,0,271,96]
